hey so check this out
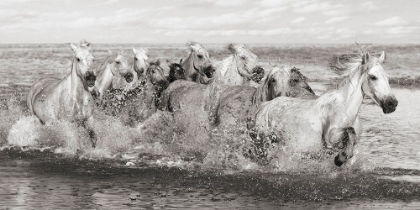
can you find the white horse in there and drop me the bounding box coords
[27,40,97,146]
[132,47,149,79]
[252,50,398,166]
[91,50,133,102]
[180,41,214,84]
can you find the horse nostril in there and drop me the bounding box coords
[125,73,134,82]
[386,98,398,108]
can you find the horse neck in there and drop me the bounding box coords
[181,52,195,75]
[69,58,88,100]
[325,67,365,119]
[252,82,268,105]
[96,64,113,94]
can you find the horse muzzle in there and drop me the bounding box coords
[124,72,134,83]
[85,72,96,88]
[381,96,398,114]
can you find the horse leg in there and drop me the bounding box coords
[334,127,356,167]
[83,116,97,148]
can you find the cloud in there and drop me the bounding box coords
[291,17,305,24]
[148,7,286,30]
[259,0,294,7]
[375,17,407,26]
[360,1,377,12]
[387,26,418,35]
[207,0,249,7]
[325,16,348,24]
[293,1,345,15]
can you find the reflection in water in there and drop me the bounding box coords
[1,156,420,209]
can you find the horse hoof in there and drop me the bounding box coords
[334,155,344,167]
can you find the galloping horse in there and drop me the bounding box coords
[119,60,169,127]
[180,41,214,84]
[91,50,133,102]
[212,67,315,128]
[252,49,398,166]
[159,43,260,134]
[132,47,149,79]
[27,40,97,146]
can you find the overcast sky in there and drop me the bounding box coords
[0,0,418,44]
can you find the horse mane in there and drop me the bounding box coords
[79,39,91,49]
[227,43,245,55]
[252,67,281,104]
[328,44,373,77]
[96,53,117,78]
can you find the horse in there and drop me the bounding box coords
[211,66,316,129]
[118,60,169,127]
[90,50,134,102]
[26,40,97,147]
[167,59,186,83]
[252,49,398,167]
[180,41,215,84]
[159,43,261,137]
[132,47,149,79]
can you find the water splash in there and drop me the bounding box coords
[1,91,372,174]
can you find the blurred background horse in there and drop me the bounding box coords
[211,66,315,129]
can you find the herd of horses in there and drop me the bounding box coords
[26,40,398,167]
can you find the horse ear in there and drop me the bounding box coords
[179,58,183,64]
[141,47,148,54]
[166,59,172,66]
[120,46,124,55]
[132,46,137,54]
[156,59,161,66]
[227,43,236,54]
[362,52,370,65]
[378,51,386,64]
[70,43,78,53]
[108,49,113,55]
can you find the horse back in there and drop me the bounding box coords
[159,80,200,111]
[212,85,256,126]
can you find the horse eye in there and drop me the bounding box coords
[76,58,80,62]
[134,57,138,61]
[369,75,378,81]
[116,61,120,65]
[240,56,246,60]
[197,55,203,59]
[271,78,276,83]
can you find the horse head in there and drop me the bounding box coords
[167,59,186,82]
[147,59,169,90]
[360,51,398,114]
[111,49,133,83]
[70,40,96,89]
[132,47,149,78]
[225,43,258,80]
[330,50,398,114]
[184,41,215,81]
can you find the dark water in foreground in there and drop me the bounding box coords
[1,149,420,209]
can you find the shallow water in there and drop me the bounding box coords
[1,44,420,209]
